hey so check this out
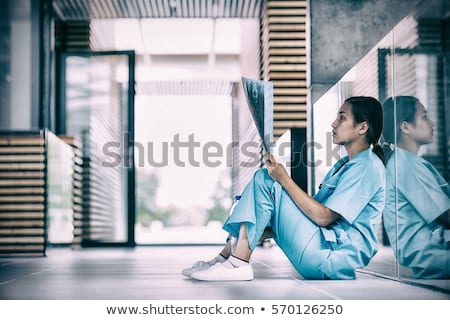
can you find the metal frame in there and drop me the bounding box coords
[56,50,136,247]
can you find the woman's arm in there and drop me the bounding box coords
[265,153,340,227]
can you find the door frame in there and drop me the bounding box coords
[56,50,136,247]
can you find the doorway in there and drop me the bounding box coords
[57,51,135,246]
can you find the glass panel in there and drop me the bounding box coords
[312,31,398,278]
[312,0,449,289]
[0,0,33,130]
[311,84,341,193]
[388,0,450,289]
[64,54,132,243]
[134,96,232,244]
[46,131,74,244]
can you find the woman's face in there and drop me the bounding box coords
[407,103,434,145]
[331,103,362,145]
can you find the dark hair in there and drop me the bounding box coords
[381,96,419,160]
[344,96,384,164]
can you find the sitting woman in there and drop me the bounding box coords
[382,96,449,279]
[183,96,386,281]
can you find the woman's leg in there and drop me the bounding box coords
[230,223,252,262]
[229,169,330,279]
[181,234,234,277]
[188,169,273,281]
[219,240,233,258]
[222,168,277,250]
[191,168,329,280]
[229,169,329,279]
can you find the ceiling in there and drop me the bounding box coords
[53,0,263,96]
[136,79,235,96]
[52,0,264,20]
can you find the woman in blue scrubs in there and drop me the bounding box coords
[382,96,449,279]
[183,96,386,281]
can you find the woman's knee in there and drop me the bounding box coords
[296,252,327,279]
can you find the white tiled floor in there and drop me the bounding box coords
[0,246,448,300]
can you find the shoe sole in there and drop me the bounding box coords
[191,269,254,282]
[193,276,253,281]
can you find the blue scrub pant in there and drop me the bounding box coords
[223,169,330,279]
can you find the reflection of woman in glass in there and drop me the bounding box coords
[382,96,450,279]
[183,96,386,281]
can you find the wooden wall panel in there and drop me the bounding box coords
[260,0,308,140]
[0,133,46,256]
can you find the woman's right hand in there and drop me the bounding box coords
[264,153,290,186]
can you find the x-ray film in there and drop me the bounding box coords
[241,77,274,152]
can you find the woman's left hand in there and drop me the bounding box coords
[264,153,290,185]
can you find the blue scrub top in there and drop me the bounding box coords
[314,149,386,278]
[383,148,450,278]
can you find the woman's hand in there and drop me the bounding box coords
[264,153,290,186]
[265,153,339,227]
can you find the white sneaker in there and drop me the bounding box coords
[190,262,254,281]
[181,259,220,277]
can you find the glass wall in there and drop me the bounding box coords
[312,0,449,289]
[46,131,75,244]
[387,0,449,287]
[61,53,134,244]
[0,0,33,130]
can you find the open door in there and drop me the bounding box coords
[57,51,135,246]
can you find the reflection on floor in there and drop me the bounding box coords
[0,245,448,300]
[364,245,450,293]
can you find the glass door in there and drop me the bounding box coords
[57,51,135,246]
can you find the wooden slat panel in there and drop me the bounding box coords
[266,8,307,16]
[0,154,45,162]
[273,120,308,127]
[274,96,307,103]
[53,0,264,19]
[0,180,45,187]
[0,134,46,256]
[0,229,45,235]
[0,203,45,211]
[274,112,308,120]
[266,16,306,24]
[272,80,307,87]
[264,24,306,31]
[0,220,45,227]
[0,137,44,145]
[268,64,307,72]
[267,32,305,40]
[0,172,45,179]
[274,88,308,95]
[267,1,307,8]
[260,0,308,139]
[0,245,44,250]
[268,72,306,79]
[264,48,307,55]
[0,147,45,154]
[0,163,45,170]
[0,212,45,219]
[268,56,306,63]
[0,237,45,243]
[0,188,45,195]
[0,196,45,202]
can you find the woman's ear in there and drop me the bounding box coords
[400,121,410,135]
[358,121,369,135]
